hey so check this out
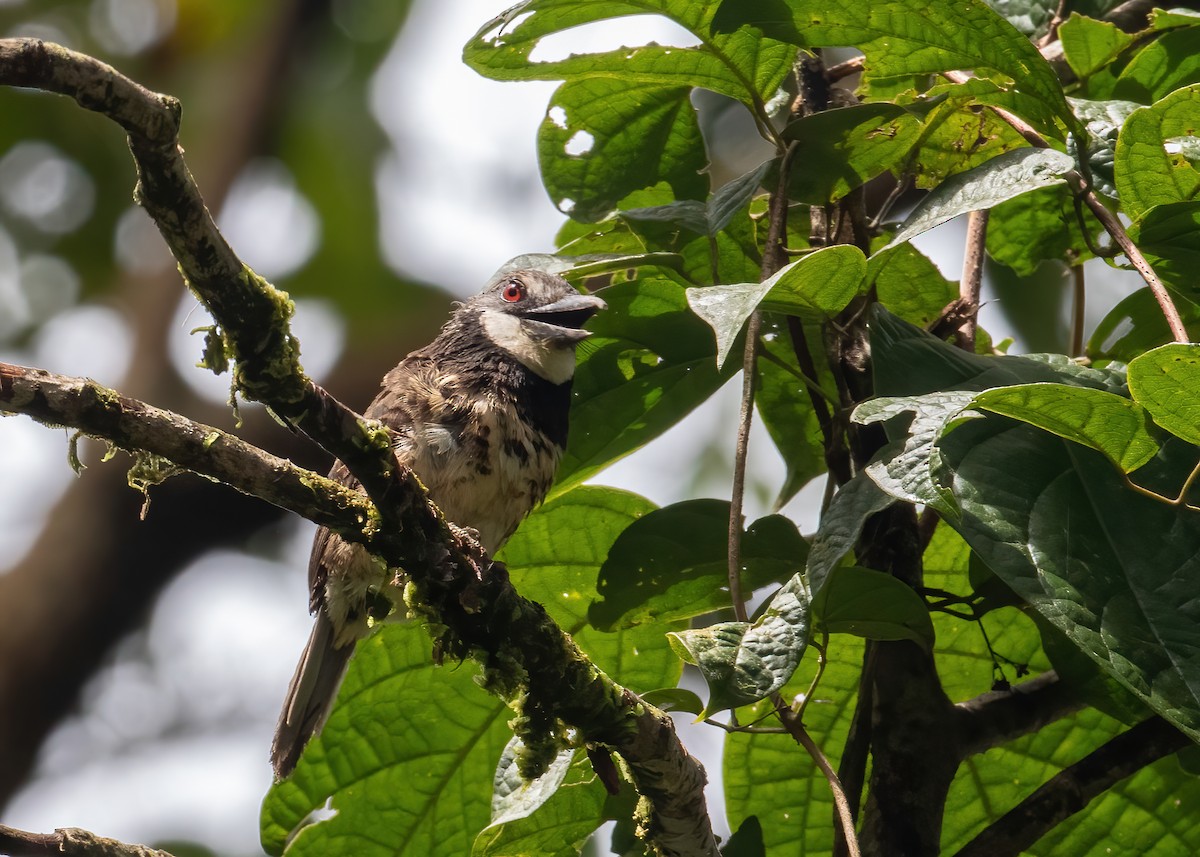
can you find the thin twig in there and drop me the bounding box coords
[0,824,174,857]
[776,696,862,857]
[1069,264,1086,357]
[957,209,989,351]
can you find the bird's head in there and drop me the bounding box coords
[469,269,606,384]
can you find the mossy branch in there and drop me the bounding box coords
[0,38,718,856]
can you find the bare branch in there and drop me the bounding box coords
[954,716,1189,857]
[955,671,1084,757]
[956,209,989,352]
[0,824,175,857]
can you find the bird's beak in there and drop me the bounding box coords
[518,293,607,342]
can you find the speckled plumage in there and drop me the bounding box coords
[271,269,604,778]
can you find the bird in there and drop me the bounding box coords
[270,268,605,779]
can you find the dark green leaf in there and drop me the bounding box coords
[970,383,1160,473]
[721,816,766,857]
[1114,85,1200,222]
[868,244,958,329]
[888,149,1076,250]
[589,500,807,631]
[1135,201,1200,300]
[640,687,705,715]
[557,277,738,494]
[986,185,1097,276]
[669,571,810,714]
[814,565,935,648]
[806,472,894,595]
[1127,343,1200,447]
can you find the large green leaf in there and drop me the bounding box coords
[589,500,807,631]
[713,0,1075,131]
[557,277,738,494]
[806,472,894,595]
[261,487,677,856]
[868,243,958,329]
[970,382,1161,474]
[887,148,1076,250]
[1134,201,1200,300]
[669,572,811,714]
[464,0,796,106]
[1114,85,1200,222]
[867,313,1200,745]
[538,77,707,222]
[985,184,1098,276]
[814,565,936,648]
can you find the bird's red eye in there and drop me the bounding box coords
[501,281,525,303]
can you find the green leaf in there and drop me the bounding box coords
[943,418,1200,743]
[621,159,774,237]
[713,0,1074,131]
[781,102,924,203]
[557,277,738,495]
[464,0,797,106]
[1060,13,1134,80]
[1069,97,1142,199]
[669,572,811,714]
[985,184,1098,276]
[474,746,606,857]
[814,565,935,648]
[806,472,894,596]
[887,148,1076,250]
[588,500,807,631]
[1113,26,1200,104]
[868,244,958,329]
[686,245,867,367]
[538,77,707,221]
[1127,344,1200,447]
[724,636,865,854]
[1114,85,1200,222]
[640,687,705,715]
[870,317,1200,746]
[854,391,980,515]
[1135,201,1200,301]
[260,623,509,857]
[262,486,674,857]
[1089,287,1200,363]
[970,383,1161,473]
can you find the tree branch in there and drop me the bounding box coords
[0,824,174,857]
[955,670,1084,758]
[953,716,1189,857]
[956,209,989,352]
[0,38,719,856]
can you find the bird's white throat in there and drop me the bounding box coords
[481,309,578,385]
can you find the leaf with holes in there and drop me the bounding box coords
[1115,85,1200,222]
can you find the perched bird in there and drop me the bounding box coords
[270,269,605,778]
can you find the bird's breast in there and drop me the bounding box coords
[396,396,562,554]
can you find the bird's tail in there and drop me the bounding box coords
[271,613,354,779]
